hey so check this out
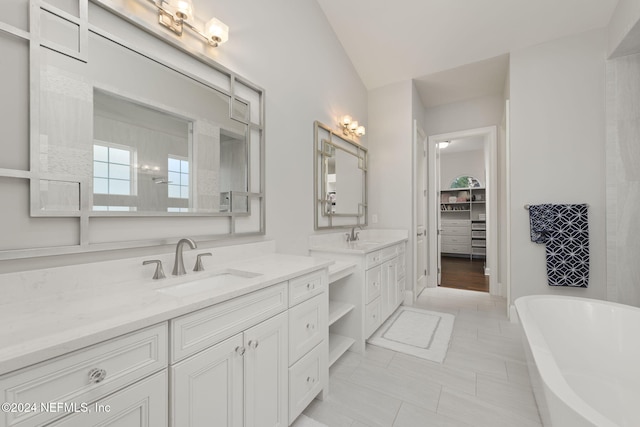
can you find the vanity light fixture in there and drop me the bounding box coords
[438,141,450,149]
[143,0,229,47]
[340,115,366,138]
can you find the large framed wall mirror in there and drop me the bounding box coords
[314,121,367,230]
[0,0,265,259]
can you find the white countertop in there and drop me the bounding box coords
[309,229,408,255]
[0,250,331,375]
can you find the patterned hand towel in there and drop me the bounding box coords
[528,204,589,287]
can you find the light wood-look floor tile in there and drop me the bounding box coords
[303,287,542,427]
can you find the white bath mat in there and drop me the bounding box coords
[290,414,328,427]
[368,306,454,363]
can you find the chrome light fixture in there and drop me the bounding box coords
[340,115,366,138]
[145,0,229,47]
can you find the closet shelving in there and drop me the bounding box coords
[440,187,486,258]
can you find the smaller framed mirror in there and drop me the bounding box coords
[314,121,367,230]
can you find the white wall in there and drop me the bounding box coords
[509,29,607,304]
[368,80,414,294]
[439,150,486,190]
[0,0,367,272]
[424,94,504,137]
[606,52,640,308]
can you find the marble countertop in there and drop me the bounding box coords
[0,253,332,375]
[309,229,408,255]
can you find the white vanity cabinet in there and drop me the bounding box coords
[169,283,289,427]
[0,255,329,427]
[0,324,168,427]
[286,271,328,425]
[168,271,328,427]
[310,238,407,357]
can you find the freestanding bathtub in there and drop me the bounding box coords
[515,295,640,427]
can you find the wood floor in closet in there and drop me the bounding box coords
[439,256,489,292]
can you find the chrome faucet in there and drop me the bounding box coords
[345,226,361,242]
[172,238,197,276]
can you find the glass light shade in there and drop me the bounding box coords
[162,0,194,20]
[356,126,366,136]
[205,17,229,44]
[438,141,450,149]
[349,120,358,131]
[342,115,352,126]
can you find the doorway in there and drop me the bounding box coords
[426,127,498,295]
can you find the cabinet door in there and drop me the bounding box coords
[48,370,167,427]
[244,312,288,427]
[171,334,244,427]
[382,259,398,319]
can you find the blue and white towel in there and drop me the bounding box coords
[528,204,589,287]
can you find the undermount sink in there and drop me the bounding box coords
[349,241,382,248]
[157,269,262,297]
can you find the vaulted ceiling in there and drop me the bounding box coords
[316,0,618,107]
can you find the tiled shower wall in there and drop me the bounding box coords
[606,52,640,308]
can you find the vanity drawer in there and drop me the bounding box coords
[289,270,325,307]
[171,282,287,362]
[0,323,167,427]
[47,370,168,427]
[365,245,398,269]
[288,343,325,424]
[365,297,382,338]
[365,265,382,303]
[289,294,326,364]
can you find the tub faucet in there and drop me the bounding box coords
[346,226,361,242]
[173,238,197,276]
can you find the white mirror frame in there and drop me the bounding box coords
[0,0,265,260]
[314,121,367,230]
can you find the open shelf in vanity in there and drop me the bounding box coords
[327,261,357,367]
[310,230,408,366]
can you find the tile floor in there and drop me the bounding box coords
[302,286,542,427]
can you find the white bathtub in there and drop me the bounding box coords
[515,295,640,427]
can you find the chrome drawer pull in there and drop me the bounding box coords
[306,283,315,290]
[306,376,316,384]
[88,368,107,384]
[306,323,315,330]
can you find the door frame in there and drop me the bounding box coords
[411,120,428,303]
[427,126,499,295]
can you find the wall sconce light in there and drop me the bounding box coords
[438,141,450,149]
[144,0,229,47]
[341,115,366,138]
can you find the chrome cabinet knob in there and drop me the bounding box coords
[235,346,246,356]
[248,340,259,349]
[88,368,107,384]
